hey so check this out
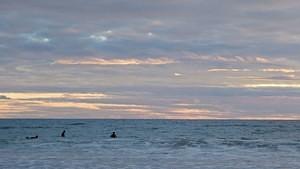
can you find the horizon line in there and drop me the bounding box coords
[0,118,299,121]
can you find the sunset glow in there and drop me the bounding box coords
[1,0,300,119]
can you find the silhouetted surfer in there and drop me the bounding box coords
[110,132,117,138]
[61,130,66,137]
[26,135,38,139]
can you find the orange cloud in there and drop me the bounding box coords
[244,83,300,88]
[167,108,227,119]
[54,57,175,65]
[0,92,107,100]
[0,92,151,118]
[260,68,297,73]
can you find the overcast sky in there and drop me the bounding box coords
[1,0,300,119]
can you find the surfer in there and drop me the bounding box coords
[61,130,66,137]
[110,131,117,138]
[26,135,38,139]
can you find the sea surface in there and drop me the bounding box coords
[0,119,300,169]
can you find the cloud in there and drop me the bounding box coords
[0,91,158,118]
[0,92,107,100]
[186,54,269,63]
[239,115,300,120]
[207,68,298,73]
[0,101,33,117]
[244,84,300,88]
[37,101,148,111]
[260,68,297,73]
[242,75,298,81]
[2,0,300,119]
[22,33,50,43]
[0,95,10,99]
[0,96,162,118]
[184,54,294,65]
[255,57,270,63]
[89,34,107,42]
[1,89,300,119]
[167,108,229,119]
[265,75,297,81]
[208,68,250,72]
[174,72,183,76]
[147,32,154,37]
[54,57,175,65]
[15,66,33,72]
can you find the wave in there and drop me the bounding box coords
[172,138,196,148]
[0,126,50,129]
[153,138,208,149]
[0,126,16,130]
[22,126,52,129]
[0,139,10,145]
[67,122,86,126]
[221,139,278,150]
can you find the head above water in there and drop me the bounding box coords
[110,131,117,138]
[61,130,66,137]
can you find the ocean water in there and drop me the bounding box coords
[0,120,300,169]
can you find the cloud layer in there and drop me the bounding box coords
[54,57,175,65]
[1,0,300,119]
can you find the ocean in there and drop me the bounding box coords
[0,120,299,169]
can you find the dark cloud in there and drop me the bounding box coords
[2,0,300,58]
[0,95,10,99]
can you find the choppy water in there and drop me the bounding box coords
[0,120,300,169]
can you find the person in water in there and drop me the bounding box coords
[61,130,66,137]
[26,135,38,139]
[110,131,117,138]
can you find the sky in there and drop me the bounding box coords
[1,0,300,119]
